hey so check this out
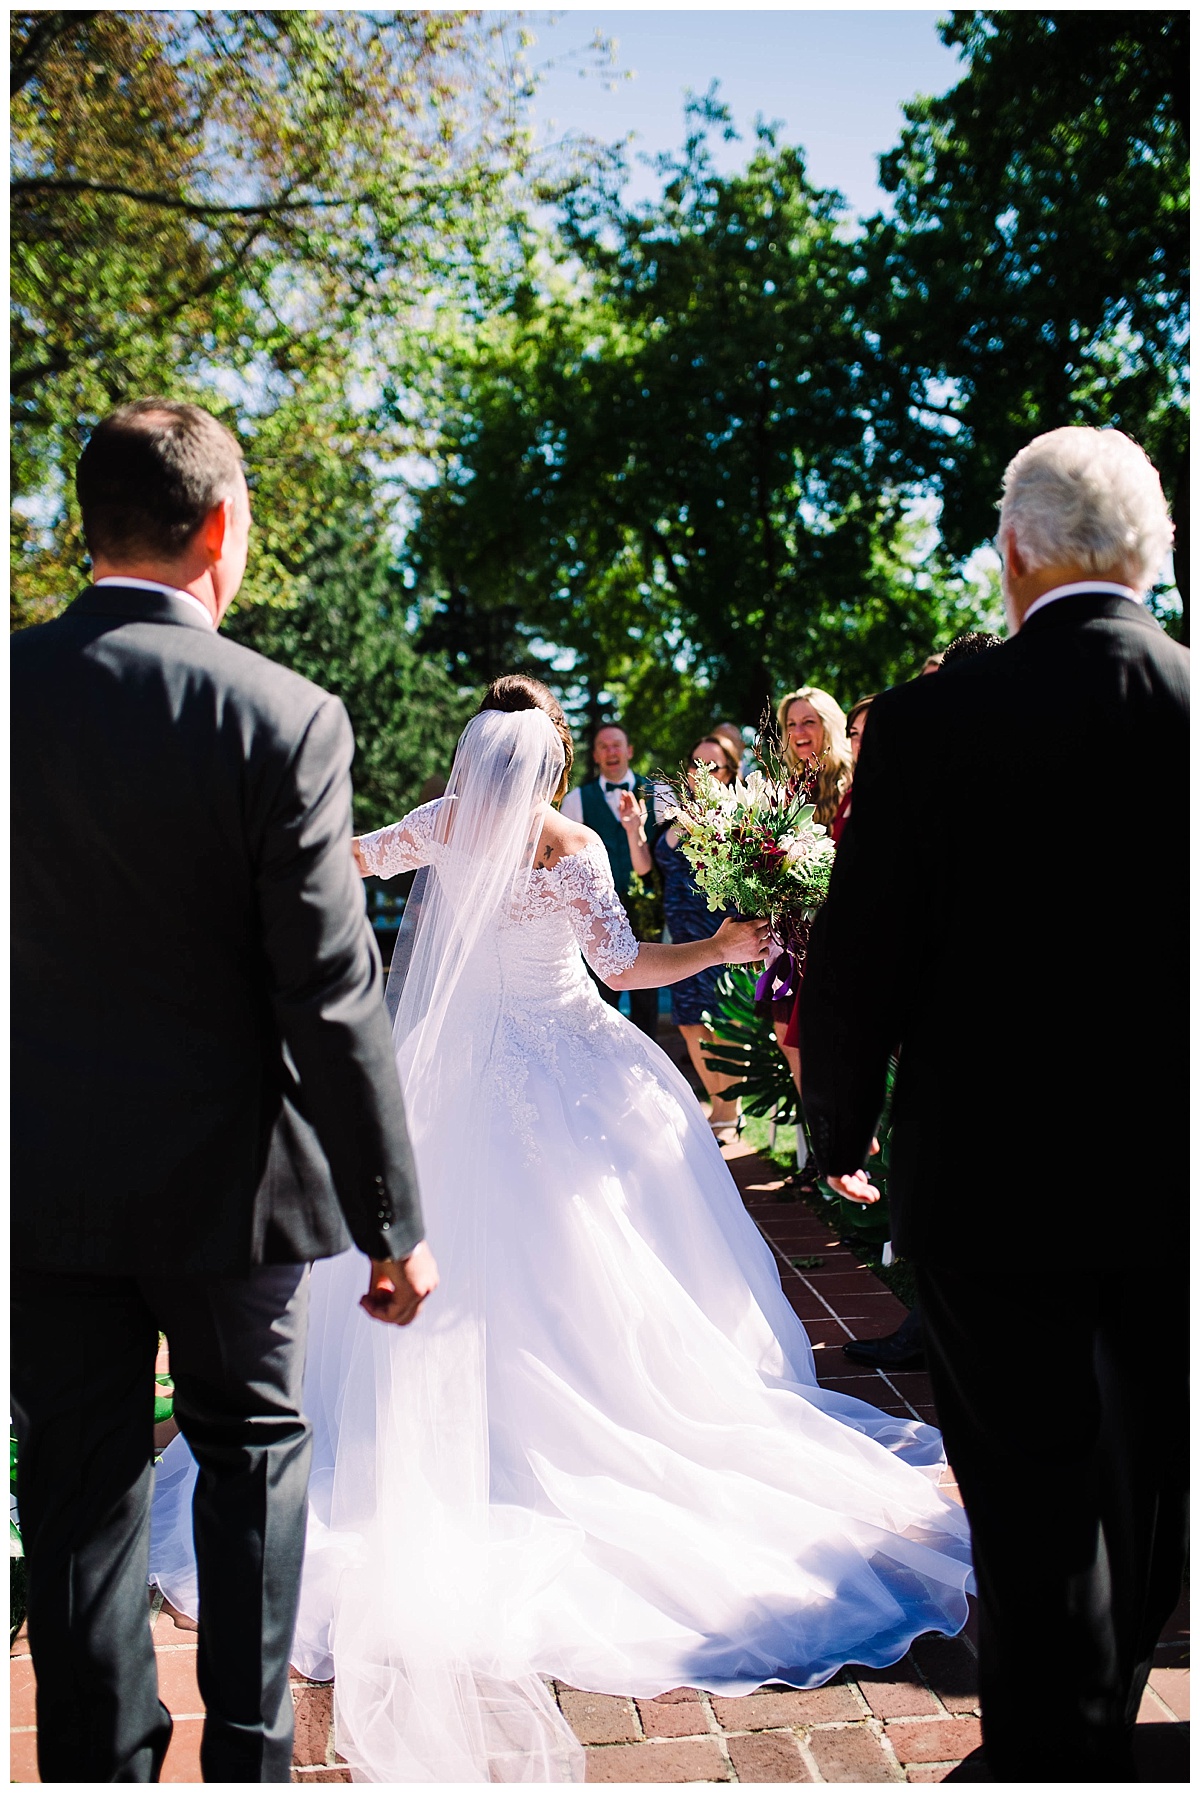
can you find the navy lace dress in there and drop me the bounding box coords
[654,828,736,1026]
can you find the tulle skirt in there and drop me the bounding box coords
[150,999,972,1766]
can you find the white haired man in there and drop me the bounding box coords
[800,427,1187,1782]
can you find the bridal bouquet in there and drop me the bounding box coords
[666,759,835,999]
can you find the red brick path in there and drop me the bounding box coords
[11,1137,1189,1782]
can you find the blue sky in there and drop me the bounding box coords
[524,11,965,217]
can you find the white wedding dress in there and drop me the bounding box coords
[149,709,972,1784]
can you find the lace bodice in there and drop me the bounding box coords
[357,801,640,984]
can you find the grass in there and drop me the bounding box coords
[739,1114,917,1312]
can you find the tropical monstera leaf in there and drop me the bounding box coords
[701,966,799,1124]
[704,968,898,1248]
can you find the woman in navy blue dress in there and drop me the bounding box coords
[655,734,742,1136]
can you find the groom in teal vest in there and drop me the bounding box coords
[561,721,662,1038]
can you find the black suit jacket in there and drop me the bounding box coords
[799,592,1188,1268]
[12,583,423,1274]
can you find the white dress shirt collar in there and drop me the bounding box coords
[93,575,216,629]
[1022,580,1140,627]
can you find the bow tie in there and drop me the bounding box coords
[604,780,632,793]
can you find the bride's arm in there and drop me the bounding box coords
[353,799,445,880]
[609,921,770,989]
[560,848,769,987]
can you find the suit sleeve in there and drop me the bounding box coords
[798,692,922,1177]
[256,697,424,1260]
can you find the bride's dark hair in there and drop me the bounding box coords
[478,675,573,804]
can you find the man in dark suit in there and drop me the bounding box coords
[561,721,663,1037]
[12,399,439,1782]
[800,427,1187,1783]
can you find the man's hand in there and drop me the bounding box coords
[361,1241,439,1325]
[826,1138,882,1206]
[826,1170,881,1206]
[713,916,773,964]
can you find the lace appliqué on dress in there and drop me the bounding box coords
[542,844,640,982]
[491,844,640,1163]
[356,799,443,878]
[492,1004,567,1162]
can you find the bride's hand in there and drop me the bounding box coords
[351,837,368,877]
[712,916,772,964]
[361,1241,440,1325]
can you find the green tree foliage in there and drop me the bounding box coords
[867,11,1189,634]
[10,8,547,624]
[408,103,982,766]
[223,508,476,832]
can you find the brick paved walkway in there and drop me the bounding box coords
[10,1135,1189,1782]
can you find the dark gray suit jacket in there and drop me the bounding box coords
[12,582,423,1274]
[800,591,1188,1268]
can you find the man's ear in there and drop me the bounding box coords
[197,495,231,564]
[1001,527,1029,583]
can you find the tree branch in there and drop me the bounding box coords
[11,12,97,98]
[11,347,71,397]
[9,177,365,217]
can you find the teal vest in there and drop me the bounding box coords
[579,775,657,897]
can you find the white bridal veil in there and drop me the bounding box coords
[310,706,586,1782]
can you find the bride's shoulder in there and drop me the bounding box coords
[535,808,605,872]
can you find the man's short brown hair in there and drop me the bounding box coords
[76,399,244,562]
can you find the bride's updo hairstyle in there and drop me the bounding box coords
[478,674,574,805]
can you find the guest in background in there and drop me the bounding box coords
[829,696,874,844]
[656,734,744,1139]
[920,652,944,675]
[940,630,1003,669]
[710,719,751,778]
[776,687,851,832]
[561,721,662,1038]
[772,688,851,1091]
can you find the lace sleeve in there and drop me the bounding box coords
[557,844,641,983]
[355,800,443,879]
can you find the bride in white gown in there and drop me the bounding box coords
[149,676,973,1783]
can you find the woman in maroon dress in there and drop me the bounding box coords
[782,695,873,1186]
[771,688,851,1091]
[827,695,874,845]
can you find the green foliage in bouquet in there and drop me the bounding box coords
[674,764,835,933]
[701,966,799,1125]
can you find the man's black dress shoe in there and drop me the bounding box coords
[842,1304,925,1370]
[944,1747,991,1781]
